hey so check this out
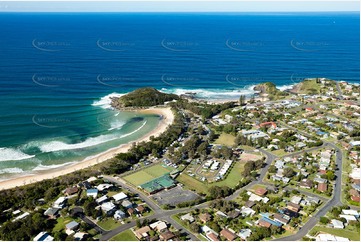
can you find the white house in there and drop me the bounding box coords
[112,192,128,202]
[331,219,344,229]
[33,232,54,241]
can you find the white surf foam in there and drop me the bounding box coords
[92,93,125,109]
[162,86,256,99]
[33,161,77,171]
[277,84,296,91]
[0,148,35,162]
[0,167,24,174]
[108,120,126,131]
[39,120,147,152]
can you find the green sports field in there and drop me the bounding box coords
[123,163,175,186]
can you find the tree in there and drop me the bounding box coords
[189,223,200,233]
[283,167,295,178]
[320,217,330,224]
[269,165,277,173]
[239,95,246,106]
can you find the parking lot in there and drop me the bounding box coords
[151,186,200,206]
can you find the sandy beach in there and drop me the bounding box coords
[0,107,174,191]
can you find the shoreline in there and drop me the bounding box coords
[0,107,174,191]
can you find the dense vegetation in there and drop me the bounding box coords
[254,82,288,100]
[170,99,235,119]
[111,87,179,108]
[0,108,186,241]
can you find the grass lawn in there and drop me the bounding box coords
[97,218,122,231]
[249,184,267,192]
[310,226,360,241]
[177,173,208,194]
[298,79,322,94]
[214,133,236,147]
[53,217,73,233]
[239,145,258,151]
[273,229,295,239]
[271,149,288,157]
[177,161,245,194]
[123,164,175,186]
[171,215,207,241]
[211,161,245,187]
[110,230,138,241]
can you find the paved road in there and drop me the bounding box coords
[335,81,343,100]
[101,120,353,241]
[71,207,105,234]
[104,175,162,213]
[277,142,343,241]
[100,175,208,241]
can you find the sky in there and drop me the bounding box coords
[0,1,359,12]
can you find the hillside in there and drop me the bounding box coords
[290,78,333,94]
[111,87,179,108]
[253,82,288,99]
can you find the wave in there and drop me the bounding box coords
[108,120,126,131]
[92,93,125,109]
[0,148,35,162]
[277,84,295,91]
[161,86,256,99]
[33,161,76,171]
[0,167,24,174]
[39,120,147,152]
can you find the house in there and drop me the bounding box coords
[287,202,301,212]
[159,230,176,241]
[136,205,146,214]
[127,208,135,216]
[96,183,113,191]
[53,197,67,209]
[318,183,328,193]
[112,192,128,202]
[339,215,357,224]
[114,210,126,220]
[254,187,268,196]
[305,196,320,205]
[342,209,359,218]
[244,200,255,208]
[228,210,240,219]
[44,207,60,219]
[315,233,350,241]
[86,189,98,198]
[206,232,219,241]
[220,228,237,241]
[258,219,272,228]
[273,213,290,225]
[150,221,168,232]
[101,202,116,214]
[238,229,252,240]
[65,187,79,196]
[181,213,195,223]
[331,219,344,229]
[283,209,299,218]
[65,221,79,231]
[216,211,228,218]
[199,213,212,223]
[314,177,328,184]
[33,232,54,241]
[96,195,108,204]
[290,196,303,205]
[300,179,313,189]
[240,206,256,217]
[275,160,285,169]
[121,200,133,209]
[134,226,151,240]
[73,232,87,241]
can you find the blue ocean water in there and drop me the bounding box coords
[0,12,359,177]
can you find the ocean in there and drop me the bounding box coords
[0,12,359,178]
